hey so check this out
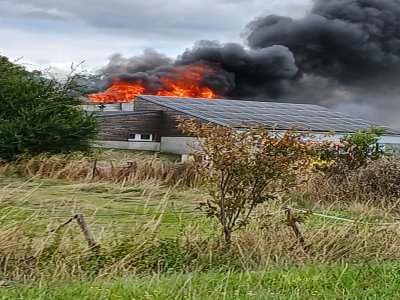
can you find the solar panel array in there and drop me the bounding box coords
[136,95,399,134]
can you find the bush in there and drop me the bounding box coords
[0,56,98,161]
[316,127,388,175]
[178,118,316,244]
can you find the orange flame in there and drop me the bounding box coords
[89,82,145,103]
[89,65,217,103]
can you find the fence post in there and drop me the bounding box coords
[75,214,99,250]
[91,159,98,179]
[284,206,307,251]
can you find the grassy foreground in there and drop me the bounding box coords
[2,262,400,299]
[2,151,400,299]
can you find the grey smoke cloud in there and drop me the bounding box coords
[246,0,400,81]
[101,49,172,75]
[243,0,400,127]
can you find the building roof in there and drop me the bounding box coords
[136,95,400,135]
[95,111,160,117]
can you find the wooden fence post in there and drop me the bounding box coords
[91,159,98,179]
[284,206,307,251]
[75,214,99,250]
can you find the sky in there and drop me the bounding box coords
[0,0,312,72]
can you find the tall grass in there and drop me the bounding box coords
[2,180,400,284]
[2,157,400,288]
[0,154,200,187]
[297,160,400,207]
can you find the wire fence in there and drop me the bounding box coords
[291,206,400,226]
[2,202,400,247]
[0,209,208,221]
[2,202,400,225]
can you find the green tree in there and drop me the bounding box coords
[178,118,315,244]
[0,56,98,161]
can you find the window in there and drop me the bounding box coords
[128,133,155,141]
[140,134,151,140]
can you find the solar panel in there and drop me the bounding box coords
[136,96,400,135]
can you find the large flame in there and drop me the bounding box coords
[89,65,217,103]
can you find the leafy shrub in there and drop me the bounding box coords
[316,127,388,175]
[0,56,98,161]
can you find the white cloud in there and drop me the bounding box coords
[0,26,181,71]
[0,0,312,70]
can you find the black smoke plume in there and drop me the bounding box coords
[95,0,400,127]
[99,43,297,98]
[246,0,400,81]
[177,41,298,98]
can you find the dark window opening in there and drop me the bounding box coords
[141,134,151,140]
[128,133,155,141]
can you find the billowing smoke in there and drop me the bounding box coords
[94,0,400,128]
[101,48,172,74]
[246,0,400,81]
[97,48,234,95]
[98,43,297,98]
[244,0,400,127]
[177,41,298,98]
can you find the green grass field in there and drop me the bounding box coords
[2,262,400,299]
[0,174,209,235]
[1,151,400,299]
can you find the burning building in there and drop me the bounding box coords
[93,95,400,155]
[85,0,400,153]
[86,0,400,130]
[89,64,218,103]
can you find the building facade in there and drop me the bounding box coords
[95,95,400,155]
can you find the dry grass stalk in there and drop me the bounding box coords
[1,191,400,282]
[0,154,201,187]
[296,160,400,209]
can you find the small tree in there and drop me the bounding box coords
[0,56,98,161]
[178,118,315,244]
